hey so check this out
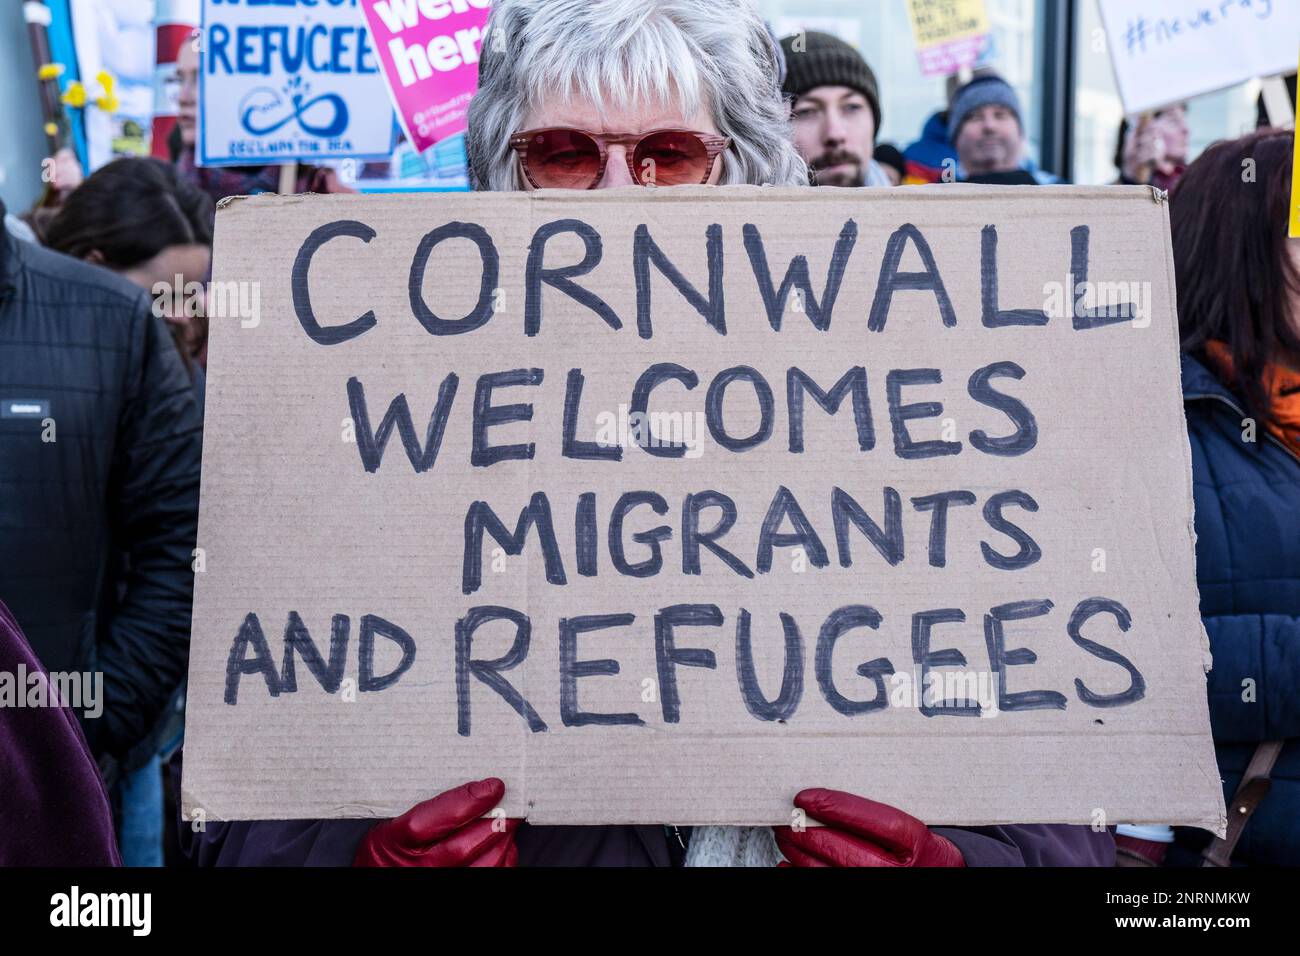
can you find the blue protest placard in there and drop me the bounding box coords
[198,0,395,167]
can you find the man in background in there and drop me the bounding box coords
[948,73,1037,185]
[0,198,201,816]
[780,31,892,187]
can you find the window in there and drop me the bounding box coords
[1072,0,1275,185]
[758,0,1047,164]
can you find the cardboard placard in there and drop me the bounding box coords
[360,0,491,155]
[197,0,394,167]
[1098,0,1299,115]
[182,186,1227,834]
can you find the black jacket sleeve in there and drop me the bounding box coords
[92,295,203,759]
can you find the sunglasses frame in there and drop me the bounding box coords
[509,127,731,189]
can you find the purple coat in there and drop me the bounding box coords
[173,764,1114,866]
[0,600,120,866]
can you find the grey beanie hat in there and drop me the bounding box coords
[947,74,1022,142]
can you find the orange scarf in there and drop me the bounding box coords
[1204,340,1300,459]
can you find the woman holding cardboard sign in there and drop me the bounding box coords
[178,0,1114,868]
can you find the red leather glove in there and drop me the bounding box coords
[1114,834,1168,866]
[774,788,965,867]
[353,778,521,867]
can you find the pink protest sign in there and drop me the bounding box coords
[361,0,492,154]
[915,35,988,78]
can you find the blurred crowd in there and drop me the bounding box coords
[1,0,1296,869]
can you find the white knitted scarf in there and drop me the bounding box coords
[683,825,785,867]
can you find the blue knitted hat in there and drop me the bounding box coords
[948,75,1022,142]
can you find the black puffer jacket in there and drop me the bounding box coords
[0,204,202,762]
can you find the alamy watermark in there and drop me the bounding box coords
[152,274,262,328]
[594,404,707,459]
[50,886,150,936]
[1043,272,1151,327]
[889,669,1001,717]
[0,665,102,719]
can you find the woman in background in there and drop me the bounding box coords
[43,156,213,389]
[1115,104,1189,191]
[169,34,353,203]
[1151,128,1300,866]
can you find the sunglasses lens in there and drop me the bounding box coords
[634,130,711,186]
[524,129,602,188]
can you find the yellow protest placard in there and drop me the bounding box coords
[906,0,990,77]
[1291,49,1300,238]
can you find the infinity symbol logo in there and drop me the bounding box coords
[239,85,349,139]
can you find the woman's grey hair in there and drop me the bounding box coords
[466,0,808,191]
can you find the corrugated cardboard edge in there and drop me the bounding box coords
[1153,188,1228,838]
[1150,190,1216,678]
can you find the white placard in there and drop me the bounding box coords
[1098,0,1299,115]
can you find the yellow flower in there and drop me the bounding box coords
[61,81,86,108]
[91,70,119,111]
[37,62,65,81]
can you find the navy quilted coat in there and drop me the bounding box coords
[1170,354,1300,866]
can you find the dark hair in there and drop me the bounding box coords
[167,121,184,163]
[43,157,213,269]
[44,157,214,372]
[1171,127,1300,427]
[873,142,904,176]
